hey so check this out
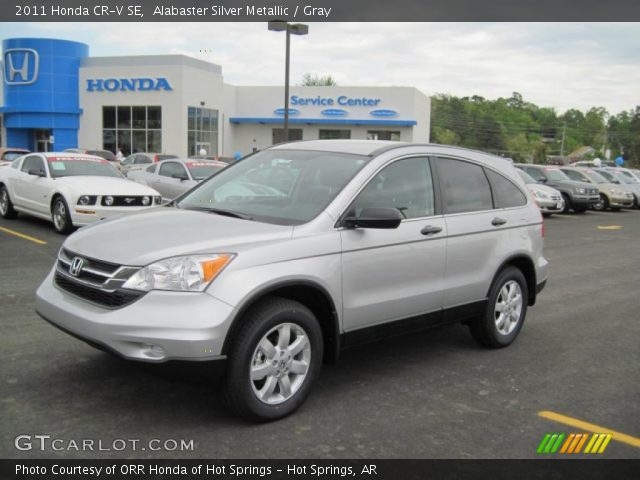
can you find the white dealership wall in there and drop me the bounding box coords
[76,54,430,157]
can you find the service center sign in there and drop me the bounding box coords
[86,77,172,92]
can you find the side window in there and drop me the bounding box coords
[135,155,151,165]
[351,157,435,219]
[159,162,187,178]
[563,169,587,182]
[21,155,45,174]
[485,169,527,208]
[146,164,157,173]
[437,158,493,214]
[523,167,545,182]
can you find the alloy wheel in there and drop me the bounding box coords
[250,322,311,405]
[494,280,523,336]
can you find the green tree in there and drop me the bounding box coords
[300,73,337,86]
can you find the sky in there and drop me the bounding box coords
[2,22,639,115]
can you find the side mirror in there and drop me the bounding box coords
[28,168,46,177]
[343,207,403,229]
[172,173,189,181]
[538,178,547,184]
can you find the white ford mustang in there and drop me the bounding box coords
[0,152,162,233]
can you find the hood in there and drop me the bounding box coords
[55,176,159,196]
[526,184,561,196]
[548,179,594,191]
[64,207,294,266]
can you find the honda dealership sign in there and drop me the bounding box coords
[3,48,40,85]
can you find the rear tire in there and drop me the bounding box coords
[224,297,323,422]
[561,194,572,213]
[469,267,528,348]
[0,186,18,219]
[51,196,73,234]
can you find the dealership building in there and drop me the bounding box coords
[1,38,431,157]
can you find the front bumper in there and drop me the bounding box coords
[70,206,154,227]
[36,268,236,362]
[572,194,600,207]
[609,194,635,208]
[536,198,564,213]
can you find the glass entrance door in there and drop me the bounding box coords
[34,129,53,152]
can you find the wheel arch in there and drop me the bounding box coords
[488,254,537,306]
[221,280,341,364]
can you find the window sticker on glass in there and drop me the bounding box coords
[50,162,66,171]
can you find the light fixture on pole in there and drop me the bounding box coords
[268,20,308,143]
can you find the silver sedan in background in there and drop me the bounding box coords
[127,158,228,200]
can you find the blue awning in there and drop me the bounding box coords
[229,117,417,126]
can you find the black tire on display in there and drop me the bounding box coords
[593,194,607,211]
[51,196,73,234]
[224,297,323,422]
[469,267,528,349]
[0,185,18,219]
[561,193,572,213]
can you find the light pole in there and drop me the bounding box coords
[268,21,308,143]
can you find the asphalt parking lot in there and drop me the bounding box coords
[1,210,639,459]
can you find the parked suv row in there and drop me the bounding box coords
[36,141,548,421]
[514,164,599,213]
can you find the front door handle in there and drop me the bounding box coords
[492,217,507,226]
[421,225,443,235]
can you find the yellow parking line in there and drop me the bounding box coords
[0,226,47,245]
[539,411,640,449]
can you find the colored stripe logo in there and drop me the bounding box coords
[537,433,612,454]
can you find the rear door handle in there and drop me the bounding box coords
[492,217,507,226]
[421,225,443,235]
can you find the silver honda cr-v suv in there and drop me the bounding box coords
[36,140,548,421]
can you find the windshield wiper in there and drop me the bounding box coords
[185,206,253,220]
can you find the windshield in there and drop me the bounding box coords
[517,170,537,184]
[583,170,608,184]
[616,170,639,184]
[186,162,226,180]
[177,149,370,225]
[544,168,570,181]
[47,157,123,178]
[3,151,27,161]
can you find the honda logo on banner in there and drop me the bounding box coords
[3,48,40,85]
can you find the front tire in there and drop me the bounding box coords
[51,196,73,234]
[469,267,528,348]
[561,193,572,213]
[224,297,323,422]
[593,194,608,211]
[0,186,18,219]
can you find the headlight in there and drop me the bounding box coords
[104,195,114,206]
[141,196,151,206]
[575,187,586,194]
[609,189,624,196]
[77,195,97,206]
[122,254,234,292]
[154,196,163,205]
[533,190,548,199]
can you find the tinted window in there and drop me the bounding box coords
[522,167,546,182]
[562,169,589,182]
[21,155,45,174]
[146,164,157,173]
[2,151,27,161]
[134,155,152,165]
[159,162,187,178]
[485,169,527,208]
[351,157,435,219]
[438,158,493,214]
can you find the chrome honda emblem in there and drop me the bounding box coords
[4,48,39,85]
[69,257,84,277]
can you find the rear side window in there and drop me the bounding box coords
[146,164,157,173]
[485,169,527,208]
[437,158,493,214]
